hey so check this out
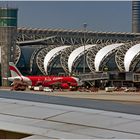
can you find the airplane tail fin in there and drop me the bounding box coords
[9,62,23,77]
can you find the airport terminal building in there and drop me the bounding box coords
[15,41,140,88]
[17,42,140,75]
[1,1,140,87]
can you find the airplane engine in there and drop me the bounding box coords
[61,83,69,89]
[69,82,77,87]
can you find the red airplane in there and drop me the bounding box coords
[7,62,82,89]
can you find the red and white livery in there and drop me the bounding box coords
[8,62,82,89]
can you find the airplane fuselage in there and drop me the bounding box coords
[8,75,79,88]
[27,76,78,87]
[8,62,82,89]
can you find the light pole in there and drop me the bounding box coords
[83,23,87,74]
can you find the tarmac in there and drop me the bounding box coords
[42,90,140,103]
[14,87,140,104]
[1,86,140,103]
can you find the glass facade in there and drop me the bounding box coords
[105,55,118,71]
[0,9,17,17]
[0,8,17,27]
[0,18,17,27]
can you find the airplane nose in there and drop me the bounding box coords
[72,77,79,82]
[72,77,83,86]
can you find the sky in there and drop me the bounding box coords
[2,1,132,32]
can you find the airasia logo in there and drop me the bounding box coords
[53,77,62,80]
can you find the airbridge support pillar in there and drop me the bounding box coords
[0,7,18,86]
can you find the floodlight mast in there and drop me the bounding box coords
[83,23,87,74]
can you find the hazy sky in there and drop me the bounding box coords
[4,1,132,32]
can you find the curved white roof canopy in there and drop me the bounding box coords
[68,44,96,73]
[44,45,70,74]
[124,44,140,72]
[94,43,123,71]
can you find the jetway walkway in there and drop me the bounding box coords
[78,72,109,82]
